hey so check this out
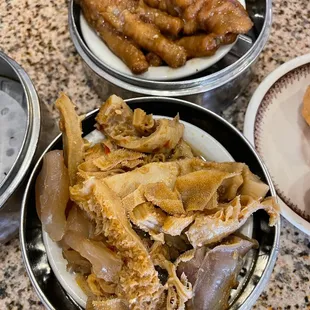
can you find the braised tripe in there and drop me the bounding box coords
[36,94,279,310]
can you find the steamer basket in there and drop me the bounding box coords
[68,0,272,113]
[0,52,59,243]
[21,97,280,310]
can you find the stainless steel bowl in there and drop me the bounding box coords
[20,97,280,310]
[68,0,272,113]
[0,52,59,243]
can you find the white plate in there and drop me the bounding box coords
[244,53,310,236]
[79,0,245,81]
[43,117,252,308]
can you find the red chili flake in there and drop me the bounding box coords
[164,140,170,148]
[107,245,116,252]
[104,145,110,154]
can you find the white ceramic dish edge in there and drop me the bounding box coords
[244,53,310,235]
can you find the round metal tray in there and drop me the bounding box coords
[0,52,59,244]
[20,97,280,310]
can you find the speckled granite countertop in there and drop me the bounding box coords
[0,0,309,309]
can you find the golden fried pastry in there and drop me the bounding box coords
[302,85,310,126]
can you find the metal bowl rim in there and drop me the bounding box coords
[0,52,41,209]
[20,96,280,310]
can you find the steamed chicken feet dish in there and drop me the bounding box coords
[36,93,280,310]
[80,0,253,74]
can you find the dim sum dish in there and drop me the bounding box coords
[244,54,310,235]
[21,95,280,310]
[78,0,252,80]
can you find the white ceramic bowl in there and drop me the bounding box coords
[43,117,252,308]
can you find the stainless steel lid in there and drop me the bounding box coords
[0,52,41,242]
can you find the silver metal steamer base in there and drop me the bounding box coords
[69,0,271,113]
[0,52,59,244]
